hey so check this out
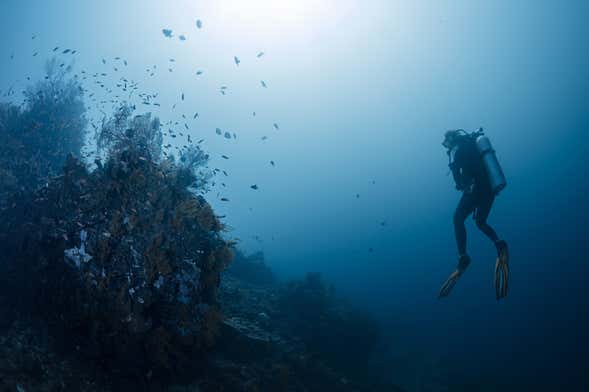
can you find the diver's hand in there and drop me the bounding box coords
[494,241,509,300]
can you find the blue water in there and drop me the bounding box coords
[1,1,588,390]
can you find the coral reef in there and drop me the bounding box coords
[0,93,230,385]
[226,250,276,286]
[209,262,404,390]
[0,71,397,391]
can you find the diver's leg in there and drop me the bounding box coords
[453,192,476,256]
[474,193,509,299]
[440,193,476,298]
[474,194,501,252]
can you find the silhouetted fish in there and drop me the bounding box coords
[162,29,173,38]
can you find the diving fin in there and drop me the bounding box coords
[438,255,471,299]
[494,241,509,300]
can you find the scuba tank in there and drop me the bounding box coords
[472,128,507,195]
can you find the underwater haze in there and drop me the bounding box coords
[1,0,589,390]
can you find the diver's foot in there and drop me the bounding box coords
[438,255,471,299]
[494,241,509,300]
[495,240,508,257]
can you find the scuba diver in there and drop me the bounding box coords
[438,128,509,300]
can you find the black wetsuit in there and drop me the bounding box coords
[449,137,500,255]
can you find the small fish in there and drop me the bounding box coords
[257,51,265,58]
[178,35,186,41]
[52,46,59,52]
[32,52,38,57]
[261,136,268,140]
[261,80,267,88]
[221,155,229,159]
[270,160,275,166]
[250,184,258,190]
[62,49,71,54]
[224,132,231,139]
[31,34,36,40]
[124,60,128,66]
[102,59,106,64]
[181,93,184,100]
[273,123,279,130]
[234,56,240,66]
[221,198,229,202]
[196,19,203,29]
[193,112,199,119]
[356,194,360,199]
[196,70,203,75]
[215,128,222,135]
[162,29,173,38]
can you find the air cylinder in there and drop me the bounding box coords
[475,136,506,195]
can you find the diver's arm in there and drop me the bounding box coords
[449,161,465,190]
[449,146,465,190]
[448,148,464,191]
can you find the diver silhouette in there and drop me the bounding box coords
[438,128,509,300]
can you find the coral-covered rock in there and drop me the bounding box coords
[226,250,275,286]
[0,106,231,381]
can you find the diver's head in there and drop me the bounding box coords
[442,129,465,150]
